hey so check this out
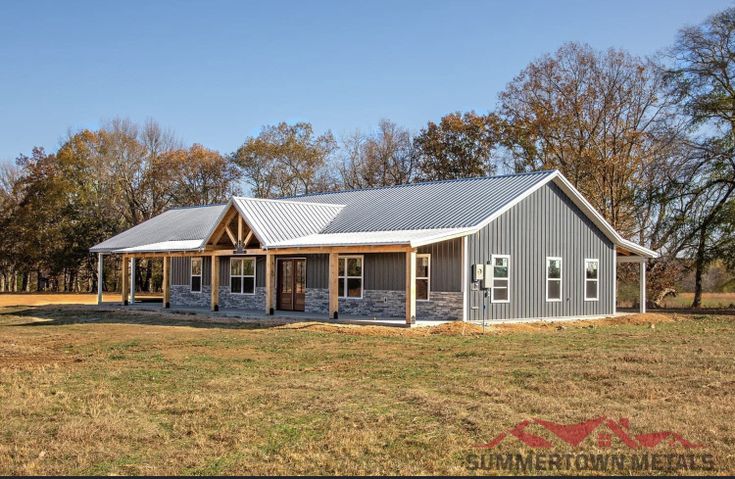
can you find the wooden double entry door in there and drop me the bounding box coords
[277,258,306,311]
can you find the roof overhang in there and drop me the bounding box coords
[110,240,205,254]
[267,228,475,250]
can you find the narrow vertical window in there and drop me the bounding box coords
[546,257,562,302]
[191,257,202,293]
[585,259,599,301]
[490,255,510,303]
[230,257,256,294]
[338,256,363,298]
[416,254,430,301]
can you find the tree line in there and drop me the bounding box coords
[1,7,734,307]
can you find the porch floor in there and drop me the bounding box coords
[94,301,452,328]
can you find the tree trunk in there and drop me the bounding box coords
[691,227,707,308]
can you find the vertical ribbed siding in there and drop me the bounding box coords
[418,237,462,292]
[364,253,405,290]
[171,256,211,287]
[304,254,328,289]
[467,183,615,321]
[171,257,190,285]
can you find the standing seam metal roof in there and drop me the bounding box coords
[90,204,226,253]
[90,170,656,258]
[232,197,345,245]
[285,171,555,232]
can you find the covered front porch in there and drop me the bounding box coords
[96,246,428,326]
[93,296,451,328]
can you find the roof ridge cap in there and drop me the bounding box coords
[233,196,345,208]
[284,169,557,199]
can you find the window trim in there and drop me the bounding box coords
[230,257,257,295]
[416,253,431,302]
[584,258,599,302]
[338,255,364,300]
[545,256,562,303]
[190,257,203,293]
[490,254,510,304]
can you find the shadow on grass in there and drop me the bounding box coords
[0,305,294,331]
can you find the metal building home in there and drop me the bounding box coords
[90,170,656,324]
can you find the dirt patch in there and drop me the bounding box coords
[493,312,680,333]
[425,321,487,336]
[277,320,490,337]
[276,321,414,337]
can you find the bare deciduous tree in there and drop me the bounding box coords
[337,119,415,189]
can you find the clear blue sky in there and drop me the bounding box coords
[0,0,730,164]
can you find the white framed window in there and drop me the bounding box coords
[338,255,363,299]
[191,257,202,293]
[231,257,256,295]
[490,254,510,303]
[546,257,562,302]
[416,254,431,301]
[584,258,599,301]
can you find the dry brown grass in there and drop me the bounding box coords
[660,292,735,309]
[0,306,733,475]
[0,293,160,307]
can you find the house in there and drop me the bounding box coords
[90,170,656,324]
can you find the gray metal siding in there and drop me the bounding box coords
[364,253,405,291]
[418,238,462,292]
[286,245,461,293]
[305,254,329,289]
[467,182,615,321]
[171,256,211,287]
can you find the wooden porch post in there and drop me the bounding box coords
[640,260,646,314]
[328,252,339,319]
[162,256,170,308]
[211,254,219,311]
[129,257,136,304]
[265,253,275,315]
[121,255,129,306]
[405,250,416,325]
[97,253,104,304]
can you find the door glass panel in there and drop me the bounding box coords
[295,261,305,293]
[282,261,293,293]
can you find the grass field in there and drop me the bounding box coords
[1,306,733,475]
[659,292,735,309]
